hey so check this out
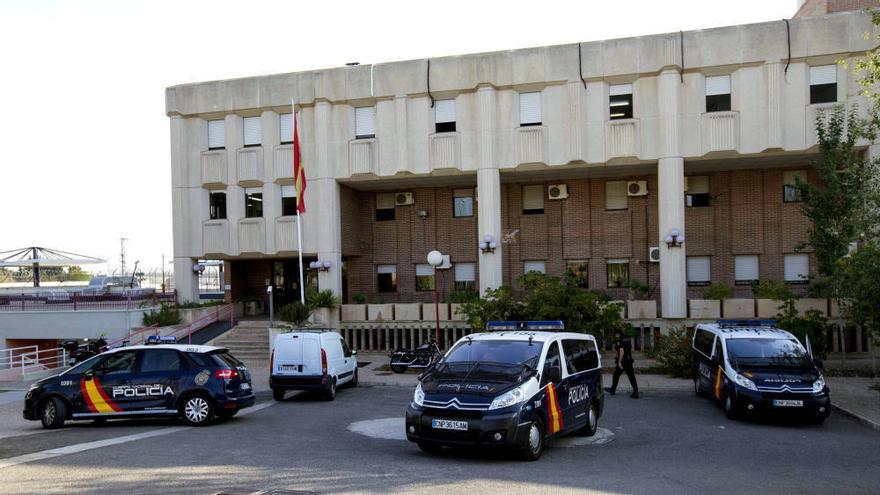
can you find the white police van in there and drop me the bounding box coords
[692,320,830,423]
[405,321,604,461]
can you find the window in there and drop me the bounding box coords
[453,189,474,217]
[355,106,375,139]
[140,350,182,373]
[341,340,353,358]
[810,65,837,104]
[279,113,293,144]
[97,351,137,375]
[605,181,628,210]
[607,259,630,288]
[686,256,711,287]
[562,339,599,374]
[244,187,263,218]
[208,119,225,150]
[243,116,261,147]
[685,176,710,207]
[523,261,546,275]
[209,191,227,220]
[783,170,807,203]
[694,329,715,357]
[609,84,633,120]
[735,255,759,286]
[784,254,809,284]
[519,92,541,126]
[540,341,562,387]
[566,260,589,288]
[434,99,456,133]
[454,263,476,291]
[375,193,395,221]
[415,264,435,291]
[281,185,297,216]
[522,185,544,214]
[705,75,731,112]
[377,265,397,292]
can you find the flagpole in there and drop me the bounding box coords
[293,98,306,305]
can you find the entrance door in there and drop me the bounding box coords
[273,259,318,306]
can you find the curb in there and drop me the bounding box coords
[831,404,880,432]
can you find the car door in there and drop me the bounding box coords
[81,350,139,414]
[560,338,599,432]
[694,330,715,393]
[340,338,356,383]
[132,349,183,412]
[539,340,566,437]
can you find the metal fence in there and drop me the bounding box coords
[0,344,69,381]
[0,290,177,312]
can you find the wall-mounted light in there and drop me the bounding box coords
[664,228,685,248]
[308,260,332,272]
[479,234,498,254]
[417,208,429,219]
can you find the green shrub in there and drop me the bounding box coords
[653,326,694,378]
[449,289,479,304]
[752,279,794,300]
[626,279,650,300]
[777,301,829,359]
[306,288,341,309]
[278,302,311,326]
[142,305,182,327]
[351,292,367,304]
[702,282,733,301]
[174,300,225,309]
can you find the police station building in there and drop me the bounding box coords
[166,5,878,324]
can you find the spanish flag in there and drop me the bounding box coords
[292,101,306,214]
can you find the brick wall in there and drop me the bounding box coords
[794,0,878,17]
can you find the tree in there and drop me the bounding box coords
[66,266,91,282]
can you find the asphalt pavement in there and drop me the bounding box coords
[0,385,878,494]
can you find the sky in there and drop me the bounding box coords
[0,0,797,276]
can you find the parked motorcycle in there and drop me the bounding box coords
[61,336,108,364]
[388,339,442,374]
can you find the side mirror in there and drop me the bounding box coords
[83,370,95,379]
[351,350,358,356]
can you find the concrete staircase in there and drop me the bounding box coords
[209,321,270,363]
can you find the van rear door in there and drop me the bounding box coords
[274,334,321,376]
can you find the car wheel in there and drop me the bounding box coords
[723,390,741,420]
[272,388,285,401]
[40,397,66,430]
[578,402,598,437]
[417,441,443,455]
[180,395,215,426]
[520,420,545,461]
[324,378,337,401]
[694,377,705,397]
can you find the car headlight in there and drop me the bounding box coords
[734,373,757,391]
[489,385,526,410]
[412,383,425,407]
[812,374,826,393]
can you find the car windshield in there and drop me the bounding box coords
[726,338,811,368]
[443,339,543,370]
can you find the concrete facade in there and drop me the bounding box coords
[166,11,878,319]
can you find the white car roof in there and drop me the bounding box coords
[107,344,225,354]
[459,331,597,343]
[696,323,796,340]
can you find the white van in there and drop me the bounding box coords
[270,330,358,401]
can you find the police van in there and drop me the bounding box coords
[692,320,830,423]
[405,321,604,461]
[23,343,255,429]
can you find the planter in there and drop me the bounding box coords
[309,307,339,328]
[723,299,755,318]
[421,303,449,321]
[368,304,394,321]
[243,301,264,316]
[689,299,721,319]
[340,304,367,322]
[626,300,656,320]
[394,303,421,321]
[178,307,217,325]
[756,299,784,318]
[450,303,466,321]
[795,298,828,317]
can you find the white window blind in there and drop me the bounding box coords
[279,113,293,143]
[455,263,476,282]
[609,83,633,96]
[705,75,731,96]
[376,193,395,210]
[523,261,546,274]
[783,170,807,186]
[377,265,396,275]
[522,185,544,211]
[687,176,710,194]
[519,92,541,125]
[245,186,262,195]
[605,181,628,210]
[735,255,759,282]
[243,117,261,146]
[686,257,711,283]
[416,264,434,277]
[434,100,455,123]
[281,185,296,198]
[784,254,809,282]
[208,119,225,149]
[810,65,837,85]
[355,107,376,137]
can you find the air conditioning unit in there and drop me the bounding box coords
[438,255,452,270]
[548,184,568,200]
[395,192,414,206]
[648,247,661,263]
[627,180,648,197]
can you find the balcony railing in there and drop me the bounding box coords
[517,126,546,165]
[429,132,460,171]
[203,220,229,255]
[274,145,293,180]
[275,216,300,252]
[238,218,266,253]
[606,119,639,158]
[349,139,376,175]
[200,150,226,185]
[701,111,739,153]
[237,148,262,184]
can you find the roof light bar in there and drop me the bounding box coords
[146,335,177,345]
[486,320,565,331]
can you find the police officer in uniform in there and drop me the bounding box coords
[605,330,639,398]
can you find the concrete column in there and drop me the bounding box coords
[476,85,503,293]
[173,257,200,303]
[313,178,343,297]
[657,68,687,318]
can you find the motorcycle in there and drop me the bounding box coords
[61,336,108,365]
[388,339,442,374]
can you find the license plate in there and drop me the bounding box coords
[281,364,301,371]
[240,383,251,390]
[772,399,803,407]
[431,419,468,431]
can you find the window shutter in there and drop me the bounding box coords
[208,120,225,149]
[783,170,807,186]
[279,113,293,143]
[609,83,633,96]
[523,261,546,274]
[281,185,296,198]
[355,107,376,137]
[453,188,473,198]
[455,263,476,282]
[810,65,837,85]
[605,181,628,210]
[376,192,395,210]
[687,176,710,194]
[735,255,759,281]
[522,185,544,211]
[705,75,731,96]
[686,257,711,283]
[434,100,455,124]
[519,92,541,124]
[243,117,261,146]
[784,254,809,282]
[377,265,396,274]
[416,264,434,277]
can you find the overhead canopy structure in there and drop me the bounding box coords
[0,247,105,287]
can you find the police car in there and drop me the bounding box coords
[692,320,830,423]
[23,341,255,429]
[405,321,604,461]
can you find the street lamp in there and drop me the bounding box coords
[427,250,444,347]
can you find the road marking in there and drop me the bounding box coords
[0,400,275,470]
